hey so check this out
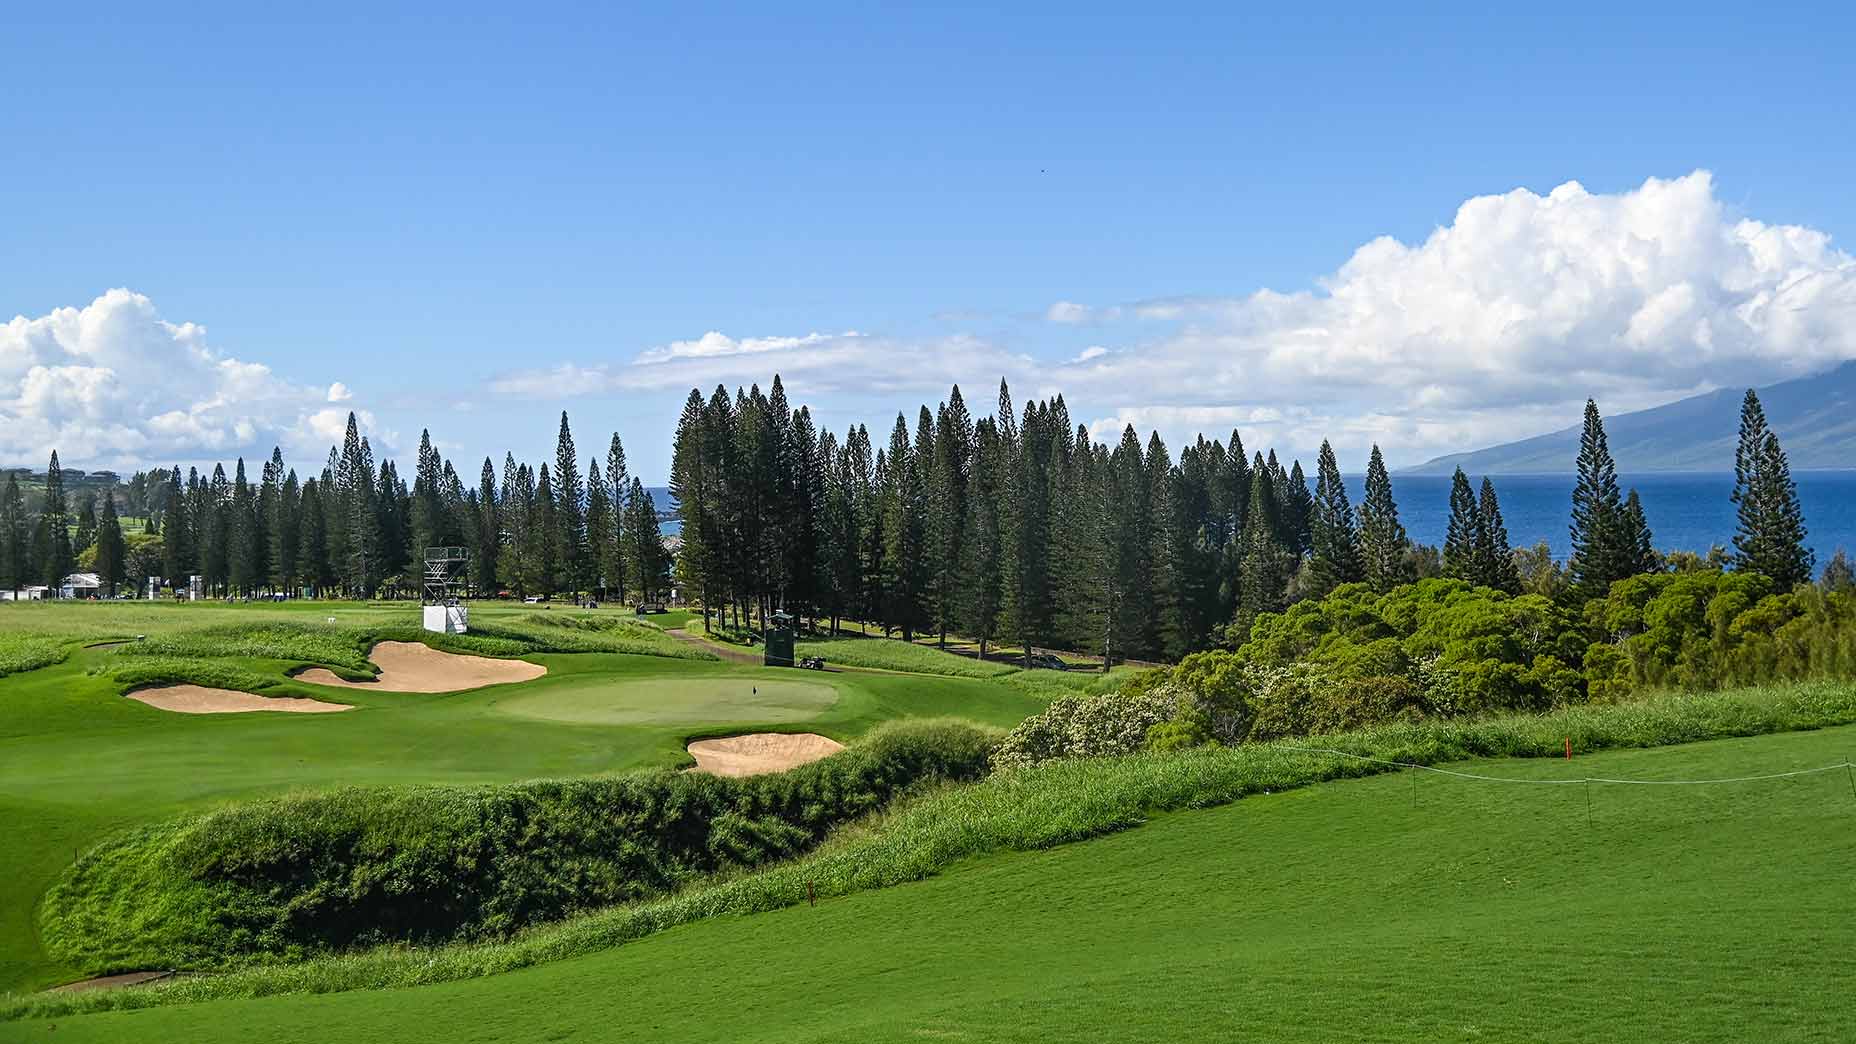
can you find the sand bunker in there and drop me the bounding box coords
[129,685,351,715]
[297,641,547,693]
[687,732,845,776]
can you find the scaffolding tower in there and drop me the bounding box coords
[422,546,470,634]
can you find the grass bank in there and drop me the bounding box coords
[796,637,1020,678]
[15,677,1856,1020]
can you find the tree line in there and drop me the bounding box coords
[0,412,670,601]
[671,376,1816,664]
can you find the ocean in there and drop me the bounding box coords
[655,473,1856,566]
[1372,471,1856,564]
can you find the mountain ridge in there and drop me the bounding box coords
[1406,361,1856,474]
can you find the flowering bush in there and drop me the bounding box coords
[991,690,1178,769]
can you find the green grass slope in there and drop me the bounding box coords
[795,637,1020,677]
[11,724,1855,1042]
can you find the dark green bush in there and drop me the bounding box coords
[42,720,996,970]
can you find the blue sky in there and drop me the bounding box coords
[4,4,1855,480]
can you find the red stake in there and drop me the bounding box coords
[1565,738,1572,760]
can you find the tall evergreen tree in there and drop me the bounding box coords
[1568,399,1634,601]
[73,492,98,557]
[882,412,929,640]
[1731,390,1814,588]
[1234,468,1290,637]
[229,458,259,594]
[627,479,670,601]
[1622,489,1660,577]
[960,417,1006,657]
[95,494,127,595]
[1358,445,1411,593]
[1307,440,1364,596]
[534,463,560,596]
[605,434,631,604]
[161,468,188,591]
[34,451,75,590]
[298,478,332,594]
[929,387,974,646]
[475,458,501,595]
[0,474,28,593]
[1442,468,1482,581]
[553,412,588,595]
[585,458,614,598]
[1475,477,1521,593]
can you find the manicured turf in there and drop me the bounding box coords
[10,724,1854,1042]
[0,602,1049,994]
[492,675,840,725]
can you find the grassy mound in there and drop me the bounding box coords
[795,637,1019,678]
[39,720,996,974]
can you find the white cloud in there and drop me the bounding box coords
[1043,171,1856,463]
[1046,301,1093,324]
[327,381,353,402]
[0,289,374,468]
[1074,345,1109,362]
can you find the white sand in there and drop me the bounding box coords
[296,641,546,693]
[686,732,846,776]
[128,685,351,715]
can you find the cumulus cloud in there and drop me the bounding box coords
[1044,171,1856,462]
[327,381,353,402]
[0,289,372,468]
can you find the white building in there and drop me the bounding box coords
[0,586,49,601]
[60,573,103,599]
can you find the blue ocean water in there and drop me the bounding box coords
[1371,472,1856,565]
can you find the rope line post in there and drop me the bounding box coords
[1584,779,1594,830]
[1844,761,1855,805]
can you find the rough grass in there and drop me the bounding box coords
[37,721,996,976]
[15,678,1856,1020]
[796,637,1020,678]
[0,634,70,678]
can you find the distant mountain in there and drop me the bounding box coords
[1406,362,1856,474]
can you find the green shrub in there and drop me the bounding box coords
[40,719,997,972]
[992,691,1177,768]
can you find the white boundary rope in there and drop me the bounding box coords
[1275,745,1856,787]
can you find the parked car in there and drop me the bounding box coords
[1027,652,1067,671]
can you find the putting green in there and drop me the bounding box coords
[491,676,839,725]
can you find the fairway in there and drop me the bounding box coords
[10,724,1854,1042]
[492,676,839,725]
